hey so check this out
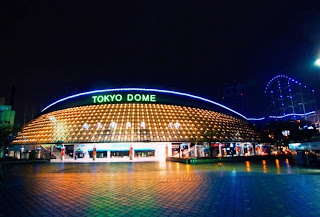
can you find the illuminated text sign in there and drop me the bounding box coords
[92,94,156,103]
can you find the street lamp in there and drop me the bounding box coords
[315,58,320,67]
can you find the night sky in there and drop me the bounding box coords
[2,1,320,125]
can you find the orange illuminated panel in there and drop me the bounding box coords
[12,104,259,144]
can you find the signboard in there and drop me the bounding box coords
[92,94,156,103]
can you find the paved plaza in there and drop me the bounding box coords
[1,159,320,217]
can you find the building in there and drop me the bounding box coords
[306,109,320,132]
[0,99,15,127]
[11,88,261,162]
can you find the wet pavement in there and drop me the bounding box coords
[1,159,320,217]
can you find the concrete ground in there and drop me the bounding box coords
[1,159,320,217]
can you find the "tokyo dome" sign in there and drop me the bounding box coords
[92,93,157,103]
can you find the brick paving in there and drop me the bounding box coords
[1,160,320,217]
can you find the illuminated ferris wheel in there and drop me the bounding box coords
[265,75,319,121]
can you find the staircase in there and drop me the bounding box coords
[41,145,73,159]
[172,146,195,158]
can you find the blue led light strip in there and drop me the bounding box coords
[269,111,316,119]
[247,117,266,121]
[41,88,250,119]
[41,87,316,121]
[265,74,314,93]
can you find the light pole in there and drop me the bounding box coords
[315,58,320,67]
[315,58,320,131]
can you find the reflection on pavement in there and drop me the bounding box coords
[1,159,320,217]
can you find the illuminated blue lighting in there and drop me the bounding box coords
[269,111,316,119]
[41,87,250,119]
[265,75,315,96]
[247,117,265,121]
[41,87,318,122]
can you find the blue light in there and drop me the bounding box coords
[41,87,250,119]
[247,117,265,121]
[269,111,316,119]
[42,87,316,122]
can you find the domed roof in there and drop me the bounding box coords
[13,103,259,145]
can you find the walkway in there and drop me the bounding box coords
[1,160,320,217]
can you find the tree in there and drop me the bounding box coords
[0,125,14,158]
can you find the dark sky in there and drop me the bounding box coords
[2,0,320,124]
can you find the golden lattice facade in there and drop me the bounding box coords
[13,103,258,145]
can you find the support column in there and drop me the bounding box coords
[165,145,168,158]
[241,143,245,156]
[20,146,24,160]
[61,145,65,161]
[73,145,76,160]
[37,145,41,159]
[129,145,133,160]
[93,146,96,161]
[50,145,53,159]
[194,144,198,158]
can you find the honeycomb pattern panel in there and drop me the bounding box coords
[12,104,259,144]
